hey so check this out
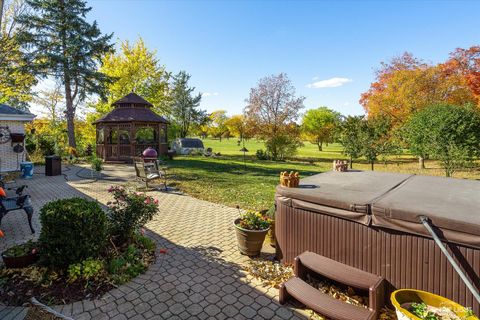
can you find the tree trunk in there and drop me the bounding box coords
[350,156,353,169]
[63,79,77,149]
[317,141,323,151]
[371,161,374,171]
[0,0,4,28]
[419,156,425,169]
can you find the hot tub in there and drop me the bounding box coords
[275,171,480,314]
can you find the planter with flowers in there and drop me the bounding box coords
[234,209,271,257]
[1,240,39,268]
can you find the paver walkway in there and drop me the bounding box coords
[0,164,308,319]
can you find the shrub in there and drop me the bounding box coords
[106,243,151,284]
[37,135,56,156]
[90,156,103,172]
[265,134,302,161]
[255,149,269,160]
[107,186,159,244]
[67,258,105,282]
[39,198,108,268]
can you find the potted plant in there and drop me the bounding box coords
[391,289,477,320]
[234,209,270,257]
[1,240,39,268]
[90,156,103,179]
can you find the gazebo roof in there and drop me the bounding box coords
[93,93,168,124]
[112,92,153,108]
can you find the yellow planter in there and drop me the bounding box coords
[391,289,478,320]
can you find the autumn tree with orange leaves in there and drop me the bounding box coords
[360,49,480,126]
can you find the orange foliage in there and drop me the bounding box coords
[361,49,480,126]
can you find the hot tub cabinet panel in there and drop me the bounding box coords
[275,171,480,314]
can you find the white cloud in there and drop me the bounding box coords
[307,77,352,89]
[202,92,219,97]
[312,76,319,81]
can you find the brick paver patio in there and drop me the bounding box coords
[0,164,308,319]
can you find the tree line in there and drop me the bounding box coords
[1,0,480,177]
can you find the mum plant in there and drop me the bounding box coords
[236,210,270,231]
[107,186,159,244]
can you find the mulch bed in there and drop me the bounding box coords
[0,247,155,306]
[0,271,114,306]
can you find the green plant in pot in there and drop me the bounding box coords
[1,240,39,268]
[234,207,270,257]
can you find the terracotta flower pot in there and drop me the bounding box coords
[1,251,38,268]
[234,218,269,257]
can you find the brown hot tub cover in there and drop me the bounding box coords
[371,175,480,249]
[276,171,412,225]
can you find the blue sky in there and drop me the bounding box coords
[81,0,480,117]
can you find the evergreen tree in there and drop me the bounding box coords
[0,0,37,109]
[16,0,113,148]
[169,71,204,138]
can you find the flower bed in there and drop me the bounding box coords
[0,186,159,306]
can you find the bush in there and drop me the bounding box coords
[255,149,269,160]
[67,258,105,282]
[265,134,302,161]
[107,186,159,244]
[90,156,103,172]
[37,135,56,156]
[39,198,108,268]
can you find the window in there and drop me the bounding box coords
[118,130,130,144]
[108,129,130,144]
[136,127,156,144]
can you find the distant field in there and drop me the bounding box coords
[166,138,480,210]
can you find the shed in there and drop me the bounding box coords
[0,104,35,172]
[93,93,168,162]
[171,138,205,155]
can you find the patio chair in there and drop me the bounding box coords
[0,185,35,233]
[25,297,75,320]
[134,159,165,189]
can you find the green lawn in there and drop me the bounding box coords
[166,138,480,210]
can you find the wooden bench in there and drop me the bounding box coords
[0,185,35,234]
[279,251,384,320]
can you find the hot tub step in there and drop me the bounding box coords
[295,251,384,292]
[279,277,375,320]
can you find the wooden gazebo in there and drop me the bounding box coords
[94,93,168,162]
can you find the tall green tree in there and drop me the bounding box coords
[169,71,204,138]
[95,38,170,115]
[338,115,364,168]
[403,104,480,177]
[301,107,341,151]
[360,117,397,171]
[16,0,113,148]
[208,110,229,141]
[0,0,37,108]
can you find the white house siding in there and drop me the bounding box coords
[0,120,27,172]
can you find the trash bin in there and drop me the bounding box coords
[20,161,34,179]
[45,155,61,176]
